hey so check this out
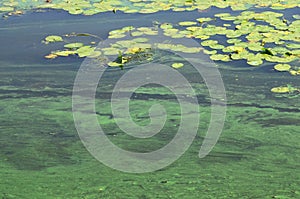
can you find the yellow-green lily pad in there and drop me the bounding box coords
[64,42,84,49]
[178,21,197,26]
[274,64,291,72]
[271,86,290,93]
[45,35,63,43]
[171,63,184,69]
[54,50,76,57]
[76,46,96,57]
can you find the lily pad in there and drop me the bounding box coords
[201,40,218,47]
[54,50,76,57]
[196,17,213,23]
[271,86,291,93]
[210,54,231,61]
[274,64,291,72]
[107,62,123,67]
[171,63,184,69]
[45,35,63,43]
[76,46,96,57]
[178,21,197,26]
[64,42,84,49]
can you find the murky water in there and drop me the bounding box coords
[0,8,299,199]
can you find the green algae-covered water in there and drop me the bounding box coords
[0,1,300,198]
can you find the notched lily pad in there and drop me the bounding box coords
[64,42,84,49]
[274,64,291,72]
[44,35,63,43]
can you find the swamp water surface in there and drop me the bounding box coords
[0,5,299,199]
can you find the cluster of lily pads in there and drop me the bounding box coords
[1,0,300,16]
[43,34,102,59]
[5,0,299,96]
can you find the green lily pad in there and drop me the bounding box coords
[293,15,300,20]
[214,13,231,18]
[171,63,184,69]
[87,51,102,58]
[45,35,63,43]
[201,40,218,47]
[247,59,263,66]
[247,43,263,52]
[196,17,212,23]
[107,62,123,67]
[132,37,149,43]
[178,21,197,26]
[227,39,242,44]
[271,86,290,93]
[160,23,173,29]
[108,34,127,39]
[102,47,120,56]
[54,50,76,57]
[203,49,217,55]
[76,46,96,57]
[130,31,144,37]
[209,44,225,50]
[64,42,84,49]
[274,64,291,72]
[210,54,231,61]
[286,43,300,49]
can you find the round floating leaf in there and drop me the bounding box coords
[171,63,184,69]
[247,43,263,52]
[227,39,241,44]
[293,15,300,19]
[160,23,173,29]
[215,13,231,18]
[178,21,197,26]
[274,64,291,72]
[64,42,84,49]
[271,86,290,93]
[68,8,84,15]
[102,47,120,55]
[247,59,263,66]
[220,16,236,21]
[210,54,230,61]
[108,62,122,67]
[209,44,224,50]
[196,17,212,23]
[286,43,300,49]
[272,47,290,54]
[87,51,102,58]
[225,30,242,38]
[203,49,217,55]
[45,35,63,43]
[54,50,76,57]
[130,31,144,37]
[201,40,218,47]
[76,46,96,57]
[222,46,244,53]
[132,37,149,43]
[108,34,127,39]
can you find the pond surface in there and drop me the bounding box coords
[0,6,299,199]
